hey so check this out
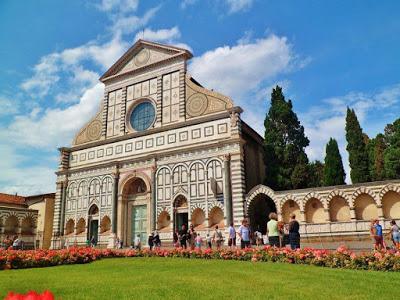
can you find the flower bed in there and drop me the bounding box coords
[1,246,400,271]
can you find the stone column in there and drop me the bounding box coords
[59,179,68,235]
[350,207,356,220]
[151,166,157,231]
[377,205,384,219]
[112,171,120,233]
[299,210,306,223]
[324,208,330,223]
[223,154,233,226]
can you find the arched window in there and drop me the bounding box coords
[157,211,171,231]
[100,216,111,234]
[209,207,224,228]
[4,215,18,234]
[76,218,86,235]
[21,217,35,235]
[305,198,325,223]
[191,208,206,230]
[354,194,378,220]
[65,219,75,235]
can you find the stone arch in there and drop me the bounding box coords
[67,182,77,197]
[381,190,400,219]
[281,199,301,223]
[101,176,113,193]
[379,184,400,199]
[78,180,88,197]
[76,218,86,235]
[351,187,378,207]
[120,172,151,194]
[191,208,206,230]
[157,210,171,232]
[88,204,99,216]
[247,193,277,234]
[303,192,327,210]
[4,215,19,235]
[246,184,277,210]
[155,165,172,178]
[304,197,326,223]
[326,190,351,207]
[329,196,351,222]
[208,206,224,229]
[21,216,35,235]
[172,163,189,185]
[65,219,75,235]
[174,194,188,208]
[353,193,378,220]
[100,215,111,234]
[89,178,101,195]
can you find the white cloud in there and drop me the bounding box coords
[0,96,19,116]
[225,0,253,13]
[302,83,400,183]
[181,0,198,9]
[96,0,139,13]
[0,143,57,195]
[111,6,160,36]
[189,34,295,100]
[4,83,104,149]
[135,26,181,42]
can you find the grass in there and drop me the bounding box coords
[0,257,399,300]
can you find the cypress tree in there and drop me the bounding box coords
[367,134,386,181]
[384,118,400,179]
[308,160,324,188]
[291,153,310,189]
[323,138,346,186]
[345,108,370,183]
[263,86,310,190]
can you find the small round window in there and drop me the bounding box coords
[129,101,156,131]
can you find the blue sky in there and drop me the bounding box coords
[0,0,399,194]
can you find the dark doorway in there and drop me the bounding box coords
[175,213,188,231]
[248,195,277,234]
[89,220,99,244]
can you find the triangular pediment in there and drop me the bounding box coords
[100,40,192,82]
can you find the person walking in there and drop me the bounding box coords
[206,233,212,249]
[195,233,203,250]
[390,220,400,249]
[179,224,188,249]
[288,213,300,249]
[238,219,251,249]
[373,219,384,250]
[148,233,154,250]
[173,230,179,248]
[153,231,161,249]
[267,213,280,247]
[213,225,223,250]
[228,223,236,249]
[189,224,196,250]
[134,234,141,250]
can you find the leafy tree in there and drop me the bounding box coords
[308,160,325,188]
[367,134,386,181]
[345,108,370,183]
[323,138,346,186]
[291,153,310,189]
[384,118,400,179]
[263,86,310,190]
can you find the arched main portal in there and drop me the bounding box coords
[88,204,99,243]
[248,194,277,234]
[174,195,188,231]
[121,176,150,246]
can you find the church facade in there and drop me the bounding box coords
[52,40,400,249]
[52,40,264,247]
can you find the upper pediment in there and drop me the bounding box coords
[100,40,192,82]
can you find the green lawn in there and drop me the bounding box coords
[0,257,399,299]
